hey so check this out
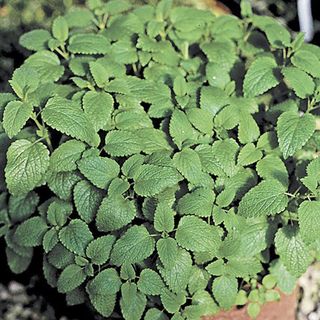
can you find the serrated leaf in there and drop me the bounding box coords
[169,110,195,149]
[24,51,64,83]
[47,199,72,227]
[78,155,120,189]
[175,216,220,253]
[6,247,32,274]
[277,111,315,159]
[42,96,100,147]
[291,49,320,78]
[86,235,116,265]
[134,164,182,197]
[145,308,169,320]
[154,203,175,233]
[264,22,291,48]
[137,269,165,295]
[105,130,142,156]
[173,148,203,184]
[3,101,33,138]
[74,180,103,223]
[186,108,213,134]
[96,195,136,232]
[110,225,155,266]
[275,226,312,277]
[50,140,86,172]
[238,180,288,217]
[57,264,86,293]
[211,275,238,310]
[5,140,49,195]
[177,187,214,217]
[158,247,192,293]
[48,243,74,269]
[9,65,39,100]
[68,34,110,54]
[8,191,39,223]
[14,216,48,247]
[200,86,229,116]
[52,16,69,42]
[282,67,315,98]
[298,201,320,244]
[157,238,178,269]
[19,29,51,51]
[243,56,279,97]
[160,289,186,314]
[237,143,262,166]
[59,219,93,256]
[43,228,59,253]
[82,91,113,131]
[256,155,288,186]
[120,282,147,320]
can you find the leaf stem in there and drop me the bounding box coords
[31,113,53,152]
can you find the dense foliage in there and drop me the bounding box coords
[1,0,320,319]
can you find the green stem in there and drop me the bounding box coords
[31,113,53,151]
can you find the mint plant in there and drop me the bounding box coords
[1,0,320,319]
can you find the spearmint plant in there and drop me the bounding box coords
[1,0,320,319]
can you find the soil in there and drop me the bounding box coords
[203,289,298,320]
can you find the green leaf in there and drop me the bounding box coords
[158,247,192,293]
[269,259,297,294]
[301,158,320,193]
[277,111,315,159]
[211,275,238,310]
[160,289,186,314]
[175,216,220,253]
[200,86,229,116]
[82,91,113,131]
[59,219,93,256]
[68,34,110,54]
[8,191,39,223]
[9,65,39,100]
[74,180,103,223]
[134,164,182,197]
[24,51,64,83]
[89,61,109,88]
[14,216,48,247]
[177,187,214,218]
[57,264,86,293]
[105,130,142,157]
[47,243,74,269]
[110,225,155,266]
[169,110,196,149]
[19,29,51,51]
[237,143,263,166]
[86,235,116,265]
[52,16,69,42]
[145,308,169,320]
[42,96,100,147]
[243,56,279,97]
[3,101,33,138]
[50,140,86,173]
[78,155,120,189]
[238,180,288,218]
[186,108,213,134]
[6,247,32,274]
[282,67,315,98]
[264,22,291,48]
[137,269,165,295]
[47,199,72,227]
[298,201,320,244]
[291,49,320,78]
[173,148,203,184]
[157,238,179,269]
[43,228,59,253]
[256,155,288,186]
[275,226,312,277]
[247,303,261,319]
[5,140,49,195]
[120,282,147,320]
[86,269,119,317]
[154,203,175,233]
[96,195,136,232]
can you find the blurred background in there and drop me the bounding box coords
[1,0,320,319]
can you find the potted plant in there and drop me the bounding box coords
[0,0,319,319]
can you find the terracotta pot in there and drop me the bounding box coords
[202,289,298,320]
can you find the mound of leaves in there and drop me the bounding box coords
[1,0,320,319]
